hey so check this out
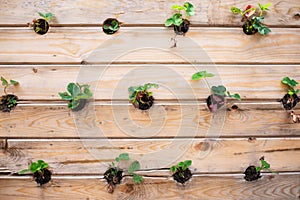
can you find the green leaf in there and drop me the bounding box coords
[128,161,140,174]
[18,169,29,174]
[211,85,227,96]
[282,77,298,88]
[165,18,174,26]
[58,92,73,100]
[170,166,177,173]
[255,166,261,172]
[118,153,129,161]
[132,174,143,184]
[184,160,192,167]
[184,2,195,16]
[1,76,8,87]
[172,4,186,11]
[231,7,241,14]
[191,71,214,80]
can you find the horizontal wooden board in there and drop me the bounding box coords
[1,64,300,100]
[0,174,299,200]
[1,104,299,139]
[0,27,300,64]
[0,0,299,26]
[1,138,299,174]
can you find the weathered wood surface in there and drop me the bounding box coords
[1,138,299,174]
[0,175,299,200]
[1,104,299,139]
[1,64,300,100]
[1,27,300,64]
[1,0,300,26]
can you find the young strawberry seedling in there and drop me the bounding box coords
[244,156,277,181]
[59,83,93,111]
[231,3,271,35]
[103,18,120,35]
[280,76,300,110]
[170,160,192,184]
[0,76,19,112]
[192,71,241,112]
[19,160,52,185]
[128,83,159,110]
[29,12,55,35]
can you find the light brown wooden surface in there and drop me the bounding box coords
[0,0,300,26]
[1,138,300,174]
[1,27,300,64]
[1,104,299,139]
[1,64,300,100]
[0,175,299,200]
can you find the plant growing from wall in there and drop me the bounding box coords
[170,160,192,184]
[280,77,299,110]
[104,153,143,193]
[103,18,120,35]
[192,71,241,112]
[165,2,195,47]
[19,160,52,185]
[231,3,271,35]
[128,83,159,110]
[28,12,54,35]
[244,156,277,181]
[58,83,93,111]
[0,76,19,112]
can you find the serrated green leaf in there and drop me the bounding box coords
[128,161,140,174]
[231,7,241,14]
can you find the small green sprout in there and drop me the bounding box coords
[1,76,19,95]
[18,160,49,175]
[38,12,55,21]
[128,160,143,184]
[231,3,271,35]
[58,83,93,110]
[103,19,119,31]
[191,71,241,100]
[128,83,158,106]
[165,2,194,27]
[255,157,277,174]
[170,160,192,174]
[281,77,299,96]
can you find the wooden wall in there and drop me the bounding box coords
[0,0,300,199]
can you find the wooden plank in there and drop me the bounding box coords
[0,174,299,200]
[1,64,299,100]
[1,138,300,174]
[0,0,299,26]
[1,104,299,139]
[0,27,300,64]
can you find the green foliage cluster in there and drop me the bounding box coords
[191,71,241,100]
[59,83,93,109]
[281,77,299,96]
[103,19,119,31]
[231,3,271,35]
[128,83,158,104]
[165,2,194,27]
[170,160,192,173]
[18,160,49,175]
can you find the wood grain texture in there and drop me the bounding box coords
[0,0,299,26]
[1,138,300,174]
[1,64,300,100]
[0,175,299,200]
[1,104,299,138]
[1,27,300,64]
